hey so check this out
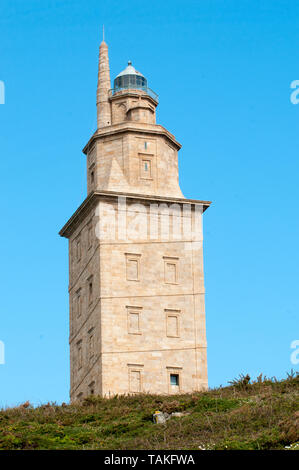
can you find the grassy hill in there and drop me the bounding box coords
[0,373,298,450]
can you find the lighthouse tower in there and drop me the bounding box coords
[60,36,211,401]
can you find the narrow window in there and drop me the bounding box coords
[77,340,82,370]
[141,159,151,179]
[88,328,94,361]
[89,381,95,396]
[139,153,153,180]
[88,277,93,305]
[89,163,95,189]
[144,141,148,150]
[87,221,93,249]
[76,237,81,262]
[76,289,82,318]
[71,298,75,335]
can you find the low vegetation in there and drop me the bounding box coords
[0,372,298,450]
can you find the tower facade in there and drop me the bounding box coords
[60,38,211,401]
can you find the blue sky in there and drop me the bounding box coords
[0,0,298,406]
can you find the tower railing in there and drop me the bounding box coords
[109,87,159,103]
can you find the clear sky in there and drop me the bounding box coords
[0,0,298,407]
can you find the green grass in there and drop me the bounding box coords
[0,373,298,450]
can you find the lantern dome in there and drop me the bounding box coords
[114,61,148,91]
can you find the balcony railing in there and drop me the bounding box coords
[109,86,159,103]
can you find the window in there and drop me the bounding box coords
[167,367,182,393]
[76,289,82,318]
[166,310,180,338]
[88,147,96,166]
[88,328,94,361]
[130,370,141,392]
[127,259,138,280]
[144,141,148,150]
[89,163,95,189]
[88,276,93,305]
[166,262,176,283]
[139,154,153,180]
[129,312,140,333]
[170,374,179,386]
[128,365,143,393]
[127,306,142,335]
[87,221,93,249]
[77,340,83,370]
[141,159,151,179]
[164,257,179,284]
[75,237,81,262]
[125,253,141,281]
[88,381,95,396]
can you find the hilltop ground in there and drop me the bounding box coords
[0,373,298,450]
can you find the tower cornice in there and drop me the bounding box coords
[82,122,182,154]
[59,190,211,239]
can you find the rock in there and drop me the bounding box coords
[153,410,190,423]
[153,411,170,424]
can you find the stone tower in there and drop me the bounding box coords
[59,37,211,401]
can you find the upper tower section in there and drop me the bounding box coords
[85,37,184,199]
[109,61,158,125]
